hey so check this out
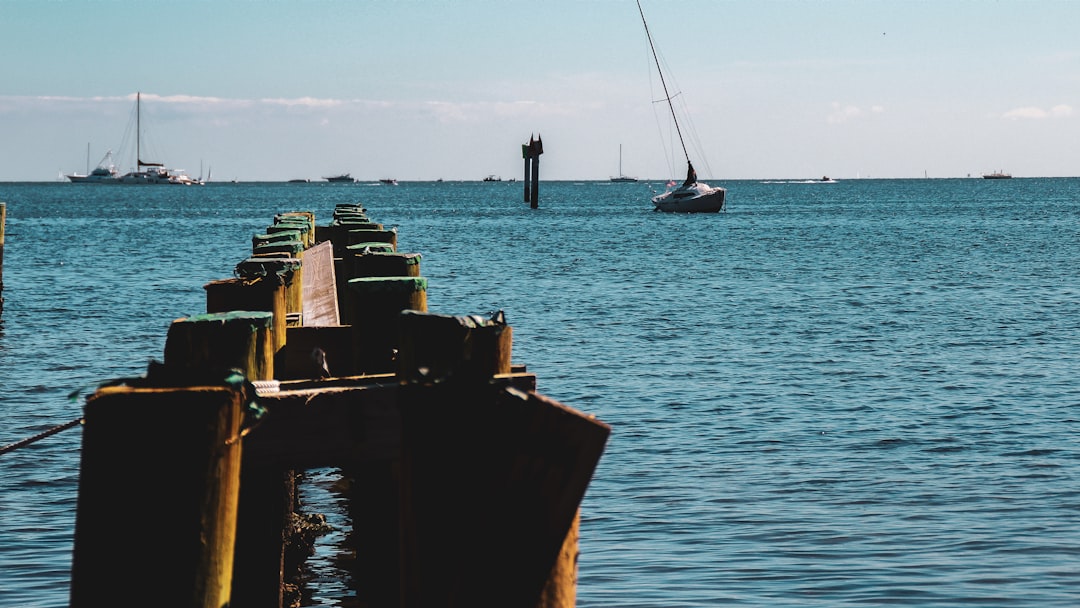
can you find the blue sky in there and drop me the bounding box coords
[2,0,1077,181]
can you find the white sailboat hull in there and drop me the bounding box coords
[67,173,120,184]
[652,182,726,213]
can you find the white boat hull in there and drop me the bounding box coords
[66,174,119,184]
[652,183,726,213]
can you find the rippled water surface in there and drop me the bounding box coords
[1,179,1078,606]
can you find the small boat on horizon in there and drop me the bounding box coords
[483,174,502,182]
[66,148,120,184]
[379,178,398,185]
[983,170,1012,179]
[323,173,356,182]
[610,144,638,182]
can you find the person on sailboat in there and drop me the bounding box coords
[683,161,698,187]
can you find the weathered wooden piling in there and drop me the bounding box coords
[204,277,288,352]
[350,250,421,279]
[253,239,305,259]
[70,383,249,608]
[348,276,428,374]
[269,212,315,248]
[252,229,301,250]
[346,241,396,255]
[397,379,608,607]
[163,311,276,381]
[523,134,544,209]
[346,227,397,249]
[236,257,303,319]
[0,202,5,317]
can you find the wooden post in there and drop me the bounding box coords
[537,510,581,607]
[275,211,316,247]
[347,277,428,374]
[0,202,5,318]
[395,310,512,383]
[346,242,396,255]
[340,251,421,326]
[523,135,544,209]
[531,134,543,209]
[70,384,248,608]
[397,382,610,607]
[236,257,303,319]
[269,214,313,248]
[204,277,288,353]
[252,230,301,250]
[253,239,304,259]
[523,143,532,203]
[163,311,276,381]
[346,227,397,250]
[350,251,421,279]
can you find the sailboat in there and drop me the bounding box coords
[636,0,726,213]
[117,92,201,185]
[610,144,638,182]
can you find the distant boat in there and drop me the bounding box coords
[635,1,725,213]
[483,175,502,182]
[819,175,837,183]
[610,144,638,182]
[66,147,120,184]
[116,92,203,185]
[983,171,1012,179]
[287,178,310,183]
[323,173,356,182]
[379,178,398,185]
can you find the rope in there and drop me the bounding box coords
[0,417,84,456]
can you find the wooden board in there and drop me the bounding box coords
[300,240,340,326]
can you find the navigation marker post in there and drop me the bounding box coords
[522,134,544,209]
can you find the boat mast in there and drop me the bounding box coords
[636,0,690,167]
[136,92,141,170]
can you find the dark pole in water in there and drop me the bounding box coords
[523,141,531,204]
[523,135,543,209]
[530,135,542,209]
[0,202,5,318]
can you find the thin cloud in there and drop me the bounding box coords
[827,102,885,124]
[1002,104,1073,119]
[259,97,345,109]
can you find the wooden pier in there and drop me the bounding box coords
[69,202,610,608]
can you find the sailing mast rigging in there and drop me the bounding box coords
[636,0,691,176]
[136,92,163,169]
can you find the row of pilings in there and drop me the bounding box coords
[69,202,610,608]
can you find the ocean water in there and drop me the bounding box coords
[1,178,1078,607]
